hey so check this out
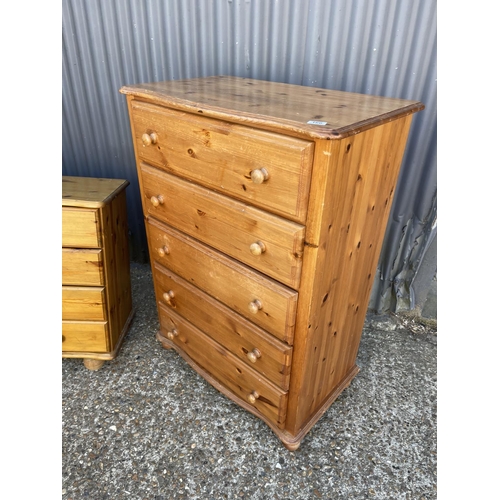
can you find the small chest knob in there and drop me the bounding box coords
[248,299,263,314]
[163,290,175,304]
[150,194,164,207]
[249,241,266,255]
[248,391,260,404]
[167,329,178,340]
[157,245,170,257]
[250,168,269,184]
[247,348,261,363]
[142,132,158,146]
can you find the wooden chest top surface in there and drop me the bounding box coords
[62,176,129,208]
[120,75,424,139]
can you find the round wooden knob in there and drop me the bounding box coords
[248,299,263,314]
[157,245,170,257]
[163,290,175,304]
[249,241,266,255]
[142,132,158,146]
[150,195,164,207]
[248,391,260,404]
[167,329,178,340]
[250,168,269,184]
[247,348,261,363]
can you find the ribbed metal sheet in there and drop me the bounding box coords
[62,0,437,313]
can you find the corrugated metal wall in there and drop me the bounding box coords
[62,0,437,313]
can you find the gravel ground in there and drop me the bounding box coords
[62,262,437,500]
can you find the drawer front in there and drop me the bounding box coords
[131,100,314,223]
[154,262,292,389]
[62,249,104,286]
[158,305,287,427]
[62,321,108,352]
[62,208,100,248]
[62,286,106,321]
[141,163,304,289]
[147,217,297,344]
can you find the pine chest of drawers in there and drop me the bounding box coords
[62,176,134,371]
[120,76,424,449]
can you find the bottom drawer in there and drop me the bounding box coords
[62,321,108,353]
[159,304,288,427]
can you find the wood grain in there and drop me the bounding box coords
[146,217,298,343]
[62,286,106,321]
[62,208,100,248]
[62,321,108,352]
[130,100,314,222]
[140,163,305,289]
[286,115,414,435]
[62,176,129,208]
[62,248,104,286]
[121,76,423,140]
[121,76,424,448]
[153,261,293,390]
[62,176,134,368]
[99,189,134,348]
[158,305,288,427]
[156,329,358,451]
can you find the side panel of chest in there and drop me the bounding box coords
[286,115,414,435]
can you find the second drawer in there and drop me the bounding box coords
[153,261,293,390]
[141,163,304,290]
[62,248,104,286]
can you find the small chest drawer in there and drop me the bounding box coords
[62,208,100,248]
[62,248,104,286]
[131,100,314,223]
[141,163,304,289]
[158,306,288,427]
[154,262,293,389]
[62,321,108,353]
[62,286,106,321]
[146,217,297,344]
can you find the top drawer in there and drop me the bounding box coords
[62,208,100,248]
[130,100,314,223]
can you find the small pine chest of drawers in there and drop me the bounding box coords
[62,176,134,371]
[120,76,424,449]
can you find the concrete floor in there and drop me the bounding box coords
[421,276,437,321]
[62,262,437,499]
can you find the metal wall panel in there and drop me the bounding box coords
[62,0,437,313]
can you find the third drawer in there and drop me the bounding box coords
[146,216,297,344]
[140,163,305,290]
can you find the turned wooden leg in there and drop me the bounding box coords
[83,358,105,371]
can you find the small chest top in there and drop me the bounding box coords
[120,75,424,140]
[62,176,130,209]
